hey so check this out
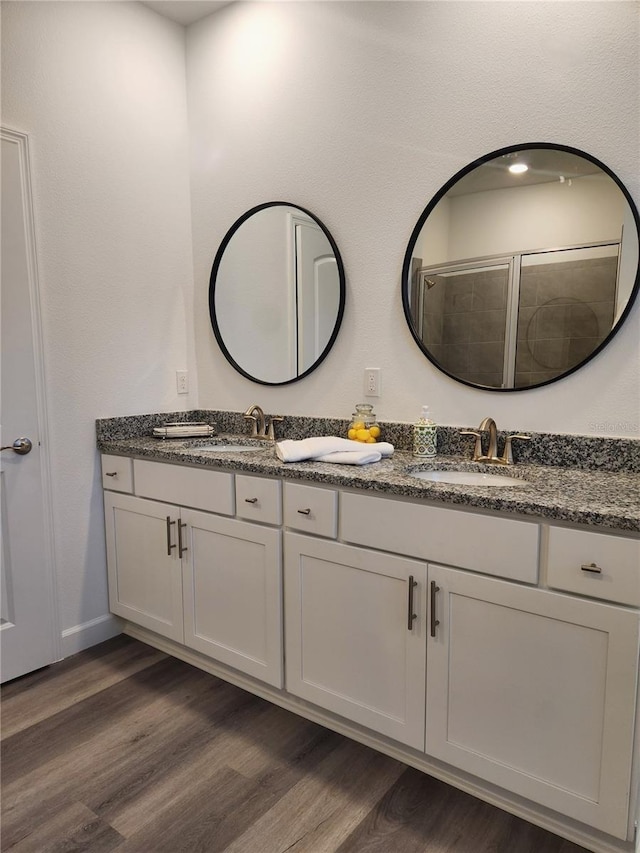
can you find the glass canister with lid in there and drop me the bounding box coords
[347,403,381,443]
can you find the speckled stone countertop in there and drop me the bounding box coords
[97,412,640,533]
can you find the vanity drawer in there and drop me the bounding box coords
[547,527,640,606]
[101,454,133,493]
[284,482,338,539]
[133,459,234,515]
[341,492,539,583]
[236,475,282,525]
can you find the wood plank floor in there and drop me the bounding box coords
[1,635,590,853]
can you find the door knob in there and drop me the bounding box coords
[0,437,33,455]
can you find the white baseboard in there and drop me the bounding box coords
[61,614,122,657]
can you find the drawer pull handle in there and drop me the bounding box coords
[581,562,602,574]
[245,497,258,504]
[105,471,118,477]
[178,521,188,557]
[297,508,311,516]
[430,581,440,638]
[166,516,176,555]
[407,576,418,630]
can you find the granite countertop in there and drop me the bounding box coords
[98,433,640,534]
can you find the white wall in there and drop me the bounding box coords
[2,0,639,653]
[1,1,195,648]
[188,0,639,436]
[447,175,626,261]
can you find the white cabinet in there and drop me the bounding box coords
[102,454,640,850]
[425,563,640,839]
[547,526,640,607]
[284,532,427,749]
[101,454,133,493]
[103,470,283,686]
[182,509,282,687]
[341,491,539,583]
[284,482,338,538]
[104,492,184,642]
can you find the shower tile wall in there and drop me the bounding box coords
[426,269,508,387]
[515,256,617,387]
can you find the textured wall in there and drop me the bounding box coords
[1,1,194,639]
[188,1,639,436]
[2,0,638,650]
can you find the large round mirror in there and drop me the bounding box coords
[402,143,640,391]
[210,202,345,385]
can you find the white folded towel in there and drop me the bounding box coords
[276,436,394,464]
[315,449,382,465]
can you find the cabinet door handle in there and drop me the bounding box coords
[245,497,258,504]
[297,508,311,515]
[407,576,418,630]
[105,471,118,478]
[166,516,176,555]
[430,581,440,638]
[178,520,188,557]
[581,562,602,574]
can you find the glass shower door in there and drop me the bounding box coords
[415,260,512,388]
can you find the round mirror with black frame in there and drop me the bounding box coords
[401,143,640,391]
[209,201,346,386]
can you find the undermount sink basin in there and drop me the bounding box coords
[189,444,263,453]
[412,470,527,487]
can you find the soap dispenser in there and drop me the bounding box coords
[413,406,437,458]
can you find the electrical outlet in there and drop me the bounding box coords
[364,367,381,397]
[176,370,189,395]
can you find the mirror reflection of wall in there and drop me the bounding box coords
[404,146,640,391]
[210,203,345,385]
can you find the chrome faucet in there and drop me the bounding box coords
[243,404,283,441]
[460,417,530,465]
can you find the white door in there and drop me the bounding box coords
[182,509,283,687]
[104,492,184,643]
[426,564,639,840]
[295,219,340,373]
[1,129,58,683]
[285,533,427,749]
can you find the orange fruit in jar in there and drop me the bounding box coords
[352,421,365,431]
[347,428,358,440]
[369,425,381,438]
[356,428,370,442]
[366,437,377,443]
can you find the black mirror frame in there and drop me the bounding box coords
[401,142,640,392]
[209,201,346,386]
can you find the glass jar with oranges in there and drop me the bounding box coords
[347,403,381,443]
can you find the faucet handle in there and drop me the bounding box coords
[501,433,531,465]
[460,429,483,462]
[266,416,284,441]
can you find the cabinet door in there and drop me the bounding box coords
[181,510,283,688]
[285,533,427,749]
[426,564,639,839]
[104,492,184,642]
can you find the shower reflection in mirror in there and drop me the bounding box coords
[405,146,639,390]
[411,242,622,388]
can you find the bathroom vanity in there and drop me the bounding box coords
[98,416,639,853]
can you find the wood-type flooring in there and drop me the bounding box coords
[1,635,590,853]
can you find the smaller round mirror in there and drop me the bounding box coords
[209,202,345,385]
[402,143,640,391]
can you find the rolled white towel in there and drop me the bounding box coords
[276,436,394,463]
[315,449,382,465]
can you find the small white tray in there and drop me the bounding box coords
[153,422,216,439]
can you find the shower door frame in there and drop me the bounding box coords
[415,239,621,389]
